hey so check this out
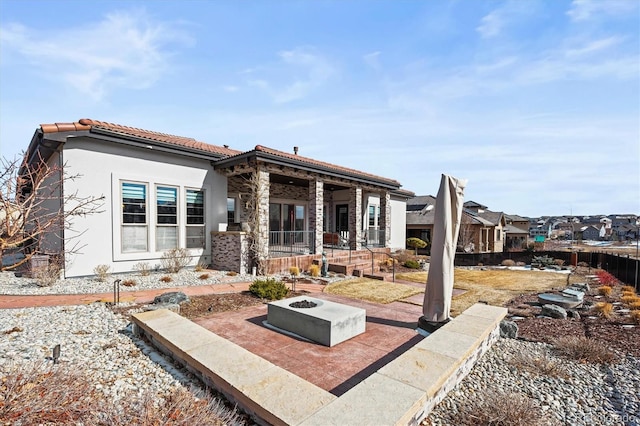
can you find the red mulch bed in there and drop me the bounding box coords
[506,288,640,357]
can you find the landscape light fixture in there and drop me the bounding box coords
[52,344,60,364]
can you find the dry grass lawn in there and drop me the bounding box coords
[325,278,422,304]
[397,268,577,316]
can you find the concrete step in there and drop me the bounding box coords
[328,260,374,276]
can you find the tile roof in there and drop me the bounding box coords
[40,118,242,157]
[251,145,401,187]
[37,119,402,189]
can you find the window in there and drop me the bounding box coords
[122,182,147,252]
[156,186,178,251]
[186,189,205,248]
[369,205,376,227]
[227,197,236,224]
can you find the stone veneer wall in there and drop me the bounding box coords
[270,182,308,200]
[211,231,249,274]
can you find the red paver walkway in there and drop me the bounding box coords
[0,280,328,309]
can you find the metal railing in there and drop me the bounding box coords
[364,229,385,248]
[269,230,315,256]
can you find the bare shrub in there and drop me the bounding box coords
[621,295,640,305]
[226,271,237,276]
[553,336,617,364]
[161,248,191,273]
[33,263,60,287]
[108,386,242,426]
[553,259,565,266]
[0,362,241,425]
[593,302,614,319]
[194,262,209,272]
[309,264,320,277]
[93,264,111,282]
[160,275,173,283]
[0,361,105,424]
[394,249,413,264]
[133,262,152,276]
[198,273,210,280]
[452,389,550,426]
[121,279,136,287]
[510,351,567,378]
[501,259,516,267]
[597,286,612,297]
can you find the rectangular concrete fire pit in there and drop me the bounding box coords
[267,296,366,347]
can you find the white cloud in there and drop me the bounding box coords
[245,47,336,104]
[0,10,192,100]
[476,1,538,39]
[477,10,503,38]
[565,37,623,57]
[567,0,638,21]
[363,51,382,70]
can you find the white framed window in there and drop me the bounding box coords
[368,204,380,228]
[227,197,236,224]
[186,189,205,249]
[121,182,148,252]
[156,186,178,251]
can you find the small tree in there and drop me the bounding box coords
[457,213,476,253]
[406,237,427,255]
[0,154,104,271]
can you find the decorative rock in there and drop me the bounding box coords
[499,320,518,339]
[153,291,190,305]
[541,304,567,319]
[144,303,181,313]
[570,283,590,292]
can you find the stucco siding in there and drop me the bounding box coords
[61,137,227,277]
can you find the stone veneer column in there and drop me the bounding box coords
[309,179,324,255]
[255,167,270,263]
[380,191,391,247]
[349,187,362,250]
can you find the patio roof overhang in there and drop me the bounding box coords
[214,146,401,191]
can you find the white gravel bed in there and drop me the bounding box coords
[0,269,344,296]
[427,338,639,426]
[0,303,202,405]
[0,269,257,295]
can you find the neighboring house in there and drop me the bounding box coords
[581,224,606,241]
[406,197,506,254]
[20,119,411,277]
[504,214,530,251]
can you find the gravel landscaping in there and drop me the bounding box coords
[1,270,639,425]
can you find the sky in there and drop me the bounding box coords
[1,0,638,218]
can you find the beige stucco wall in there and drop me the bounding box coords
[61,137,227,277]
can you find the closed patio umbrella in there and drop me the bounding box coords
[418,174,466,332]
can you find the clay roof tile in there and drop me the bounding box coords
[40,118,242,157]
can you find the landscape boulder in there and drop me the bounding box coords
[541,304,567,319]
[499,320,519,339]
[153,291,190,305]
